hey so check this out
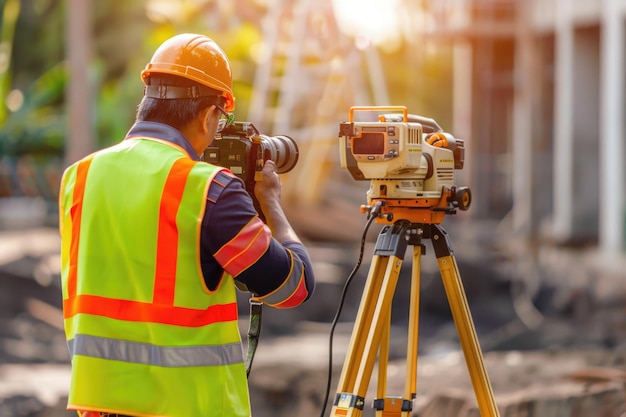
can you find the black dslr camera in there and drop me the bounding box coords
[204,121,299,216]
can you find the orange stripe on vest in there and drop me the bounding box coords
[68,156,95,298]
[153,158,196,305]
[63,294,237,327]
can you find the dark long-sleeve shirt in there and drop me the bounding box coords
[125,121,315,304]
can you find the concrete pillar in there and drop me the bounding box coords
[65,0,94,166]
[571,27,600,241]
[512,0,535,236]
[452,42,473,192]
[599,0,625,254]
[551,0,574,240]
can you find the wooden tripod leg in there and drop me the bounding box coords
[331,252,388,416]
[376,304,391,403]
[374,245,423,417]
[331,254,404,417]
[404,245,422,407]
[430,224,501,417]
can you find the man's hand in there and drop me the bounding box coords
[254,160,282,209]
[253,160,300,244]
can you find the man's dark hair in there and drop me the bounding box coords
[136,74,223,130]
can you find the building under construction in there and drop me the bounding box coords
[246,0,624,254]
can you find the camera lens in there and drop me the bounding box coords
[259,135,299,174]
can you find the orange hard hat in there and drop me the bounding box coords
[141,33,235,111]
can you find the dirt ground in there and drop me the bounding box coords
[1,225,626,417]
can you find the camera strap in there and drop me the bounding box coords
[245,299,263,378]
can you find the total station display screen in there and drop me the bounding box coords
[352,132,385,155]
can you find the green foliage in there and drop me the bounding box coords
[90,2,153,147]
[10,0,64,89]
[0,63,67,156]
[0,0,155,156]
[0,0,65,157]
[215,22,262,119]
[96,68,144,148]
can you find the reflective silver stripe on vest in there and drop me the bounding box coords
[258,251,304,306]
[68,334,244,368]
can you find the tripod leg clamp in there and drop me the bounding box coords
[334,393,365,411]
[373,397,413,412]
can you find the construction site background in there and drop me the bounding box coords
[1,1,626,416]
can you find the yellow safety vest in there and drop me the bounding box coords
[59,137,250,417]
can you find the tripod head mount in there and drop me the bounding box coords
[360,184,472,225]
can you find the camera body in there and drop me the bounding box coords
[204,121,299,216]
[339,106,470,224]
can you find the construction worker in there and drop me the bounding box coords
[58,33,316,417]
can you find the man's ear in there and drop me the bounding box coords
[199,105,214,134]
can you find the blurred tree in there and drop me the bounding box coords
[1,1,155,155]
[0,0,65,157]
[0,0,154,200]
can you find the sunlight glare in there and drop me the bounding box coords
[145,0,206,23]
[332,0,402,51]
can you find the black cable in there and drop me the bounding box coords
[319,202,383,417]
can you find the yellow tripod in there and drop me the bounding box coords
[330,220,500,417]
